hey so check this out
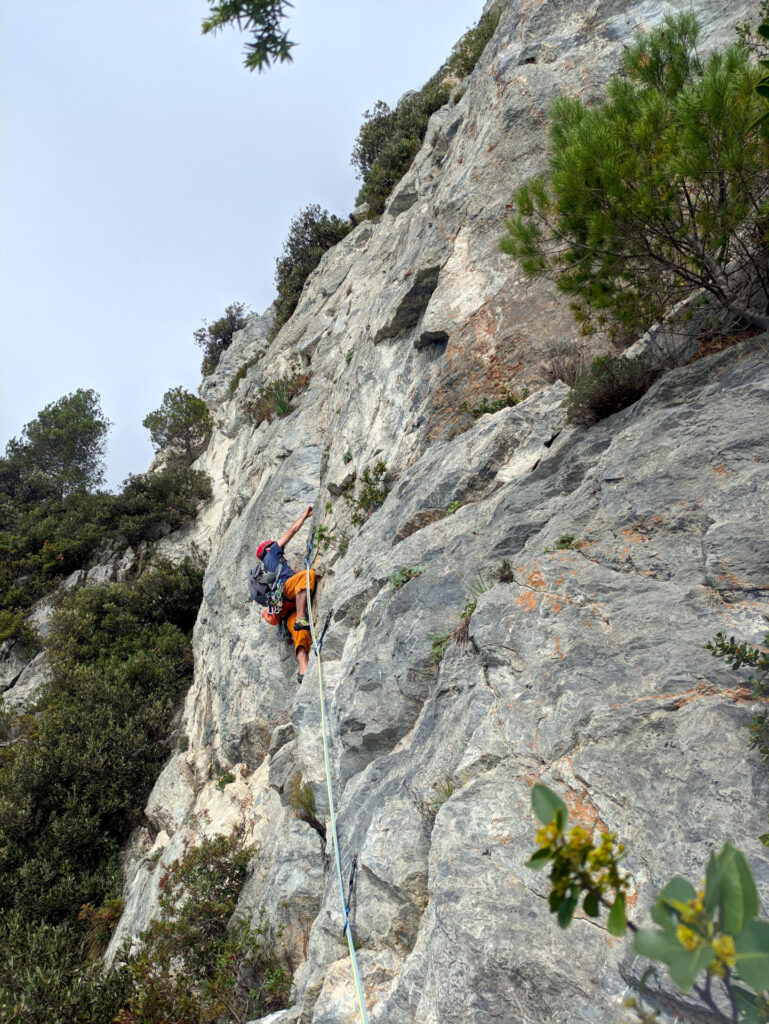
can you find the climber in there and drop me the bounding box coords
[255,505,316,680]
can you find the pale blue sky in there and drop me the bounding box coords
[1,0,483,490]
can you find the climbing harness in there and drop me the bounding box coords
[305,537,370,1024]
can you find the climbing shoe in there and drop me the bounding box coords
[297,671,304,684]
[294,618,310,631]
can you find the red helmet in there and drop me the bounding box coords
[256,540,274,560]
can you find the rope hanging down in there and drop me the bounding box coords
[305,540,370,1024]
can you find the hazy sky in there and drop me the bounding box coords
[1,0,483,490]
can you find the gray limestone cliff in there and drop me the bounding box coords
[103,2,769,1022]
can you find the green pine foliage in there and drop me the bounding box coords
[201,0,295,72]
[351,10,500,217]
[142,386,213,466]
[272,205,351,336]
[2,389,111,498]
[501,13,769,344]
[194,301,249,376]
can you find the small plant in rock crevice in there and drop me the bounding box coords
[289,776,327,843]
[390,564,425,591]
[707,630,769,766]
[495,560,516,583]
[217,771,236,790]
[565,353,664,425]
[445,499,463,516]
[344,460,390,527]
[245,372,311,427]
[412,774,456,826]
[428,630,452,666]
[461,388,524,420]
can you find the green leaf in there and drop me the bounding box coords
[633,928,681,965]
[668,944,713,993]
[758,23,769,40]
[608,892,627,937]
[756,84,769,99]
[735,920,769,993]
[660,876,697,905]
[557,890,579,929]
[526,848,553,871]
[759,834,769,849]
[733,984,763,1024]
[583,891,600,918]
[718,844,759,935]
[531,784,568,828]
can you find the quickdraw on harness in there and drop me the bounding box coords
[304,534,370,1024]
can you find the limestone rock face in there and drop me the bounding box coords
[107,2,768,1022]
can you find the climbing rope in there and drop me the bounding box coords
[305,541,370,1024]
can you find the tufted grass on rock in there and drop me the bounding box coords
[565,354,663,425]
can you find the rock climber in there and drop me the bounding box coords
[256,505,316,680]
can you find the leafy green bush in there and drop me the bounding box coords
[351,10,499,216]
[528,784,769,1021]
[272,205,351,335]
[501,14,769,343]
[344,460,390,527]
[0,557,203,924]
[245,372,311,426]
[117,832,290,1024]
[114,465,212,547]
[0,910,129,1024]
[565,354,662,425]
[0,606,40,652]
[194,301,249,376]
[0,465,210,620]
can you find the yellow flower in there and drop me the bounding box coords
[712,934,736,969]
[676,925,701,951]
[568,826,592,848]
[536,822,559,846]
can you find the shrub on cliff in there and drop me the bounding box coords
[0,557,203,924]
[194,301,249,376]
[118,832,290,1024]
[0,463,210,624]
[501,13,769,345]
[351,10,500,216]
[272,205,351,335]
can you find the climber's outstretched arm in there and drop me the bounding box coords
[277,505,313,551]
